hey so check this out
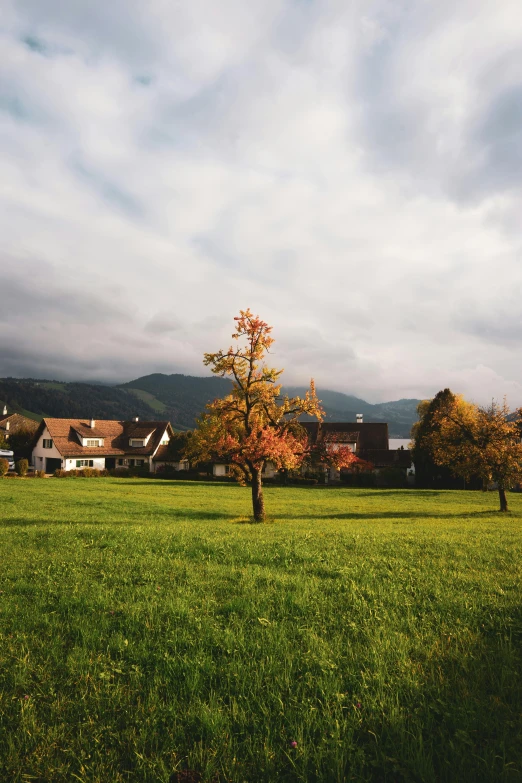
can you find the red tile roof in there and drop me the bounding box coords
[34,419,173,457]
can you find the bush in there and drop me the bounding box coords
[54,469,67,478]
[78,468,100,477]
[375,467,408,488]
[341,471,376,488]
[15,459,29,477]
[110,468,132,478]
[0,458,9,478]
[34,470,46,478]
[288,477,318,486]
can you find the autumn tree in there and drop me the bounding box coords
[410,389,462,489]
[429,396,522,512]
[188,309,360,521]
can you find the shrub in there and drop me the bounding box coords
[78,468,98,477]
[0,458,8,478]
[289,477,318,486]
[376,467,408,488]
[110,468,132,478]
[15,459,29,477]
[54,469,67,478]
[341,471,376,488]
[34,470,46,478]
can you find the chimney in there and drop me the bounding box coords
[134,417,139,422]
[356,413,363,424]
[90,419,96,429]
[2,405,6,415]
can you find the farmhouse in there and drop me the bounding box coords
[211,419,411,481]
[0,406,39,440]
[300,420,412,480]
[31,418,175,474]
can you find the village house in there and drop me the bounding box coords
[300,418,412,480]
[31,418,177,474]
[211,417,411,481]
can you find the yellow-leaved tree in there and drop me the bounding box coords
[429,396,522,512]
[187,309,361,521]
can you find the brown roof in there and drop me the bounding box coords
[0,413,39,434]
[152,445,171,462]
[300,421,389,451]
[125,423,158,439]
[35,418,173,457]
[72,423,107,438]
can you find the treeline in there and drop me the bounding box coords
[0,379,155,421]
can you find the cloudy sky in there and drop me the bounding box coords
[1,0,522,403]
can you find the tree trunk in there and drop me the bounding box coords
[251,467,266,522]
[498,486,509,512]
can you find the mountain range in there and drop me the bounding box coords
[0,374,422,438]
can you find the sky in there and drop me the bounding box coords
[1,0,522,404]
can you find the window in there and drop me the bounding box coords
[135,459,144,467]
[86,439,100,447]
[117,458,125,466]
[161,439,169,445]
[130,439,145,447]
[42,439,53,449]
[76,459,94,468]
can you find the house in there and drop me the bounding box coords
[0,406,39,441]
[152,445,189,473]
[300,419,412,480]
[31,418,175,474]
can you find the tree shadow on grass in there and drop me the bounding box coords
[0,508,234,527]
[278,510,509,520]
[355,605,522,782]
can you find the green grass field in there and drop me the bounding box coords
[1,480,521,782]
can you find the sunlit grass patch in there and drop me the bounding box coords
[1,479,521,782]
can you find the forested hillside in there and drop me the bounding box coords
[0,374,422,436]
[0,379,155,423]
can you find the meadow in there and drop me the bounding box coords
[1,479,521,782]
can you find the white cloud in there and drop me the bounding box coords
[1,0,522,404]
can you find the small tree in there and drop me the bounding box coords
[430,396,522,512]
[15,459,29,477]
[0,458,8,478]
[188,309,359,521]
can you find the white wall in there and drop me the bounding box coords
[64,457,106,470]
[32,426,63,469]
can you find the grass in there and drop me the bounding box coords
[127,388,168,414]
[1,480,521,783]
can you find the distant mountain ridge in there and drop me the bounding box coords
[0,374,422,437]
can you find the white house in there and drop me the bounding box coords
[32,418,176,474]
